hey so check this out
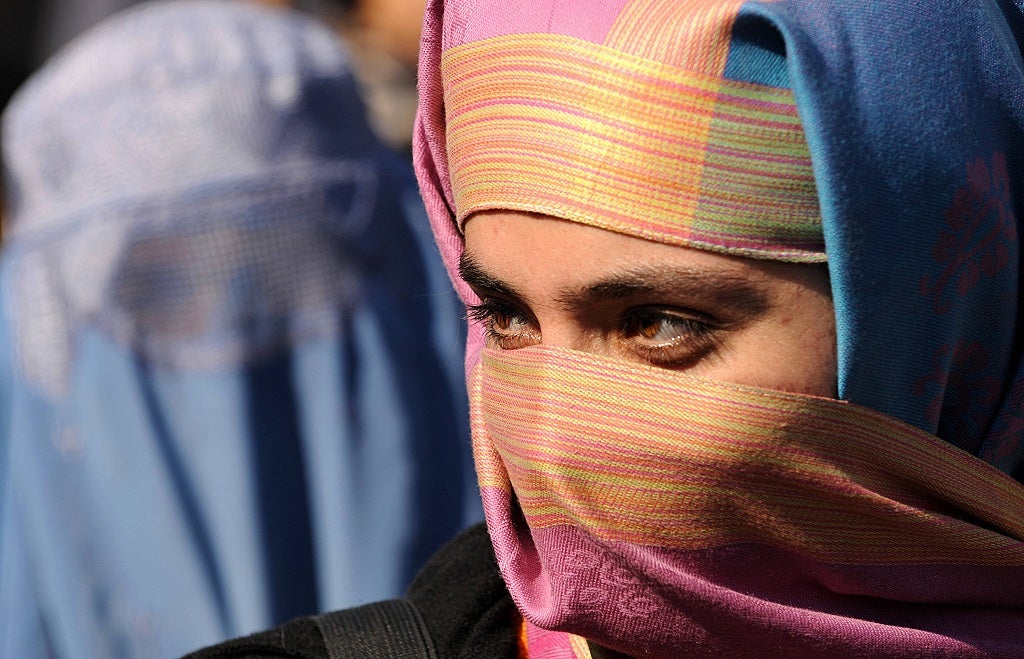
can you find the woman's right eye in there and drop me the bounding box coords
[467,299,539,350]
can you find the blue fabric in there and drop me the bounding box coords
[0,2,479,658]
[734,0,1024,478]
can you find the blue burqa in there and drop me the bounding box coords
[0,2,479,657]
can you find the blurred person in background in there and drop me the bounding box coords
[308,0,426,153]
[0,0,143,121]
[0,1,478,657]
[0,0,424,243]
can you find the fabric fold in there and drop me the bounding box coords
[472,345,1024,656]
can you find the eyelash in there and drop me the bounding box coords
[466,299,537,350]
[467,298,720,368]
[620,309,717,367]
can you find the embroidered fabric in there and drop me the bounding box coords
[473,345,1024,657]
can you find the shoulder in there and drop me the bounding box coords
[181,523,519,659]
[406,523,520,659]
[180,615,325,658]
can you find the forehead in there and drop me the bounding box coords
[461,210,838,396]
[461,211,831,304]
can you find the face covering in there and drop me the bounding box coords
[473,345,1024,657]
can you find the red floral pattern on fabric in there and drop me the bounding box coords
[920,152,1016,314]
[982,378,1024,470]
[913,342,1001,447]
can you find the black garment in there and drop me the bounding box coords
[182,523,519,659]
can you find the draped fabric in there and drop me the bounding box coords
[413,0,1024,655]
[440,27,823,261]
[474,346,1024,656]
[0,2,479,658]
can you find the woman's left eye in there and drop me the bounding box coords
[620,308,717,366]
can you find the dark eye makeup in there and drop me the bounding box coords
[466,298,539,350]
[619,307,719,368]
[467,297,722,369]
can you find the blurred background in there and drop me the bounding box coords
[0,0,427,238]
[0,2,479,658]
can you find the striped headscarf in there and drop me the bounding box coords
[415,0,1024,655]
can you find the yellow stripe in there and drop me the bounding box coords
[606,0,745,75]
[442,33,823,261]
[471,346,1024,565]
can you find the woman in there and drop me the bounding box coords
[0,2,476,657]
[190,0,1024,656]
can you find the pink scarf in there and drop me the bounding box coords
[473,345,1024,656]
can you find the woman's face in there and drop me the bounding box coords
[462,210,838,397]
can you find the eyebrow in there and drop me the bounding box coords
[459,253,524,300]
[459,253,770,316]
[556,265,771,315]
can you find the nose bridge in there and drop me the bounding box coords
[535,310,604,355]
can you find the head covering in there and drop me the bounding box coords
[414,0,1024,655]
[0,1,478,657]
[439,3,823,262]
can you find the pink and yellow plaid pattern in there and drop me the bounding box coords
[475,345,1024,561]
[473,345,1024,655]
[441,0,823,261]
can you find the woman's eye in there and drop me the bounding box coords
[467,300,539,350]
[621,308,717,367]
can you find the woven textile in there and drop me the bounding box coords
[414,0,1024,655]
[474,345,1024,656]
[439,4,822,261]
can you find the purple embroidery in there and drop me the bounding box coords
[920,152,1017,314]
[913,342,1001,446]
[561,546,660,619]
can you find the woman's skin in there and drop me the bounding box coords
[461,210,838,398]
